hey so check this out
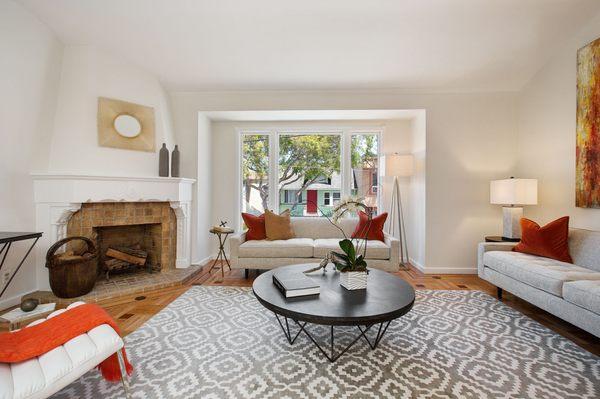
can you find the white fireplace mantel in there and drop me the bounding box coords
[31,173,195,290]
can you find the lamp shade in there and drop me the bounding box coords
[490,178,538,205]
[384,153,414,177]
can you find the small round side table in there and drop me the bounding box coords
[208,228,234,278]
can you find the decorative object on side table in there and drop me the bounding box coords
[576,37,600,208]
[171,144,180,177]
[97,97,155,152]
[0,232,42,299]
[45,236,98,298]
[208,222,234,280]
[490,177,538,240]
[20,298,39,312]
[383,153,413,267]
[159,143,169,177]
[485,235,520,243]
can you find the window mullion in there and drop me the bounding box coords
[269,130,279,211]
[341,131,351,200]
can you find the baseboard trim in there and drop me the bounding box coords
[409,257,425,272]
[192,255,214,266]
[409,259,476,275]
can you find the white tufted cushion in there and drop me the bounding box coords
[483,251,600,296]
[0,302,124,399]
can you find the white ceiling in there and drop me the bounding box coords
[19,0,600,92]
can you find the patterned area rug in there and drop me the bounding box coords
[52,287,599,399]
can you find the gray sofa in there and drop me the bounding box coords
[478,228,600,337]
[229,217,400,274]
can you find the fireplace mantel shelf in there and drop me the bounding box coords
[32,172,196,291]
[31,172,195,184]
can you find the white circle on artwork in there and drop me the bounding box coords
[114,114,142,138]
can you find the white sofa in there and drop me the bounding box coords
[0,302,130,399]
[478,228,600,338]
[229,217,400,273]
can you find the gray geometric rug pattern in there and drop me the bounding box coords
[52,287,599,399]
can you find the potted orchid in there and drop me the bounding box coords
[304,196,373,290]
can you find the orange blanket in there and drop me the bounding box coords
[0,303,133,382]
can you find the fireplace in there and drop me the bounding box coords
[66,202,177,277]
[32,174,194,292]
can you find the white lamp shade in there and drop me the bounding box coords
[384,154,414,177]
[490,178,538,205]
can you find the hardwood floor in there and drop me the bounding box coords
[102,262,600,356]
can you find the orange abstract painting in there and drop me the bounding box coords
[576,38,600,208]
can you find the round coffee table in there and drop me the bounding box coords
[253,263,415,362]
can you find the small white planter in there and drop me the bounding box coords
[340,271,368,290]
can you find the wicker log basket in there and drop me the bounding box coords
[45,236,98,298]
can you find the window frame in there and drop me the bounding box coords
[323,191,331,206]
[237,127,383,230]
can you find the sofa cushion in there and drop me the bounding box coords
[569,228,600,272]
[313,238,390,260]
[483,251,600,296]
[563,280,600,315]
[513,217,572,263]
[351,211,387,242]
[241,212,266,241]
[291,217,357,239]
[238,238,314,258]
[265,210,295,240]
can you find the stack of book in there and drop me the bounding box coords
[273,269,320,298]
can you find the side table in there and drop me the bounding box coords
[208,227,234,279]
[0,232,42,299]
[485,236,520,243]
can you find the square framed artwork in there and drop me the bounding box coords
[97,97,155,152]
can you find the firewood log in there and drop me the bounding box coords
[106,247,147,266]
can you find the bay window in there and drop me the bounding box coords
[240,129,381,222]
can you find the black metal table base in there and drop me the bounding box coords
[274,313,392,362]
[0,237,40,298]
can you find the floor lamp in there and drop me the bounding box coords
[384,153,414,268]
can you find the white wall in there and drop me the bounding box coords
[0,0,63,307]
[517,11,600,230]
[47,45,176,176]
[170,90,518,272]
[409,113,426,269]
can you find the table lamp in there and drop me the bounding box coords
[490,177,538,240]
[384,153,414,266]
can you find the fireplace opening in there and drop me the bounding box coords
[94,223,162,279]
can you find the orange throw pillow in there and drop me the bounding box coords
[513,217,572,263]
[265,209,295,240]
[351,211,388,242]
[241,213,266,241]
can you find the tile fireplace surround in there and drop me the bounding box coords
[31,173,195,292]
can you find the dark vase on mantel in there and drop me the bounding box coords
[159,143,169,177]
[171,145,180,177]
